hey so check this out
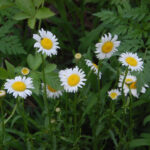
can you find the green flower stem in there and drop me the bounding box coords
[0,98,5,147]
[37,0,50,129]
[119,67,129,147]
[4,103,17,125]
[41,54,50,128]
[74,93,78,139]
[121,67,129,108]
[17,97,29,143]
[129,88,133,141]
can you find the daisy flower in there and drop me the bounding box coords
[95,33,120,59]
[118,74,148,98]
[4,76,34,99]
[108,89,121,100]
[42,83,62,99]
[0,90,6,98]
[21,67,30,75]
[119,52,143,72]
[59,66,86,93]
[33,28,60,57]
[85,59,102,79]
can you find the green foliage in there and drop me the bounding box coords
[1,0,150,149]
[27,54,42,70]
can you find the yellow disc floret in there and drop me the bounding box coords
[47,85,57,93]
[102,41,114,53]
[129,82,136,89]
[12,81,26,92]
[125,78,133,84]
[21,67,30,75]
[67,74,80,86]
[110,92,117,99]
[125,57,138,66]
[41,38,53,50]
[93,63,98,69]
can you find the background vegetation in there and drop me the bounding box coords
[0,0,150,149]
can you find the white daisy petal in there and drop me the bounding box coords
[4,76,34,99]
[118,73,148,97]
[42,83,63,99]
[59,66,86,93]
[33,29,59,57]
[108,89,121,100]
[85,59,102,79]
[119,52,143,72]
[95,33,120,60]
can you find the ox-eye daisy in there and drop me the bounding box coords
[59,66,86,93]
[95,33,120,59]
[21,67,30,75]
[118,74,148,98]
[33,28,60,57]
[42,83,62,99]
[85,59,102,79]
[108,89,121,100]
[119,52,143,72]
[4,76,34,99]
[0,90,6,98]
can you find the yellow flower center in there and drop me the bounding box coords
[125,57,138,66]
[102,41,114,53]
[47,85,57,93]
[93,63,98,69]
[67,74,80,86]
[41,38,53,50]
[110,92,117,99]
[125,78,133,84]
[21,68,29,75]
[12,81,26,92]
[129,82,136,89]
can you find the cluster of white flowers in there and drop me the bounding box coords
[3,29,147,101]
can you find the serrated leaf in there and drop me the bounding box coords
[45,64,57,73]
[15,0,35,16]
[27,54,42,70]
[13,12,30,20]
[45,72,63,90]
[35,7,55,19]
[28,17,36,29]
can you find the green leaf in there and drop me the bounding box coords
[45,64,57,73]
[13,12,30,20]
[143,115,150,126]
[108,130,118,147]
[45,72,63,90]
[5,60,15,78]
[0,0,13,9]
[35,7,55,19]
[29,71,41,95]
[129,139,150,148]
[33,0,43,8]
[28,17,36,29]
[0,68,9,79]
[82,94,97,118]
[15,0,35,16]
[79,25,103,52]
[27,54,42,70]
